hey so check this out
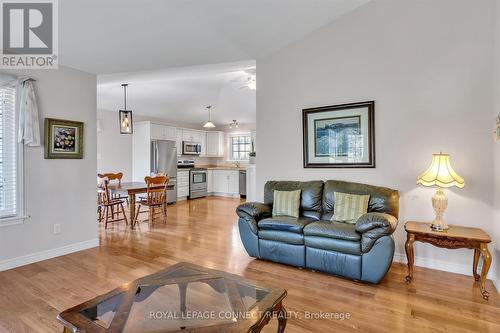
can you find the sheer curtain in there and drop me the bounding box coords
[0,74,41,147]
[17,79,40,147]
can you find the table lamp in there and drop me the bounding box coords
[416,153,465,231]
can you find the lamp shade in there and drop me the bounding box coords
[203,121,215,128]
[416,153,464,188]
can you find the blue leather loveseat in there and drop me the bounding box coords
[236,180,399,283]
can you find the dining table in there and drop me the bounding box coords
[105,182,174,229]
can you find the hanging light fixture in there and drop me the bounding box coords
[119,83,133,134]
[229,120,239,129]
[203,105,215,128]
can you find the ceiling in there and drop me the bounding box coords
[91,0,370,126]
[60,0,370,74]
[98,61,257,125]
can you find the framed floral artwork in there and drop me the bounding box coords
[44,118,84,159]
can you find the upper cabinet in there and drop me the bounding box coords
[206,131,225,157]
[176,129,183,156]
[136,122,225,158]
[150,123,176,141]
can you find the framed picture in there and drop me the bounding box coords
[302,101,375,168]
[44,118,84,159]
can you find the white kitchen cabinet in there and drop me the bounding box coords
[176,129,183,156]
[199,131,206,155]
[150,123,176,141]
[211,170,239,196]
[182,129,200,142]
[227,171,239,195]
[207,170,214,193]
[177,170,190,198]
[206,131,225,157]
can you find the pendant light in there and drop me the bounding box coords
[119,83,133,134]
[203,105,215,128]
[229,120,239,129]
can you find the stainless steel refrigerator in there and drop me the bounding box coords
[150,140,177,203]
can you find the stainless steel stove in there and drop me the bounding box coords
[177,160,208,199]
[188,167,207,199]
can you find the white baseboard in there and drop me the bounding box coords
[0,238,99,272]
[394,252,497,282]
[208,192,241,198]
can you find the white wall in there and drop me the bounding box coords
[0,66,98,270]
[97,109,133,181]
[493,0,500,289]
[257,0,497,279]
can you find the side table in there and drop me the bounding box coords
[404,221,492,300]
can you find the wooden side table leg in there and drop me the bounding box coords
[405,233,415,283]
[178,282,187,314]
[276,302,287,333]
[479,243,491,300]
[473,248,481,282]
[129,193,136,229]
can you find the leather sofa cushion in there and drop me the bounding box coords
[305,236,361,255]
[303,221,361,241]
[259,230,304,245]
[258,216,316,234]
[264,181,323,212]
[322,180,399,219]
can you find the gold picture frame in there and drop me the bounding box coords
[44,118,84,159]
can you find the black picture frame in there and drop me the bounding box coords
[302,101,375,168]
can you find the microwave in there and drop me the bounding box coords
[182,141,202,155]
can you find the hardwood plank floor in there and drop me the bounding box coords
[0,197,498,332]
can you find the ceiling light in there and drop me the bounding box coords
[229,120,239,129]
[247,75,256,90]
[119,83,133,134]
[203,105,216,128]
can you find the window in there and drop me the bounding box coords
[0,85,21,221]
[229,134,251,161]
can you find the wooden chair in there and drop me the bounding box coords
[100,180,129,229]
[133,175,169,226]
[97,188,106,222]
[97,172,128,204]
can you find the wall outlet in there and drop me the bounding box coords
[53,224,61,234]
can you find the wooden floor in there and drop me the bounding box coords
[0,197,499,333]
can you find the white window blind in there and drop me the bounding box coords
[0,86,17,218]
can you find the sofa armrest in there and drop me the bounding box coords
[236,202,272,221]
[355,213,398,253]
[236,202,272,234]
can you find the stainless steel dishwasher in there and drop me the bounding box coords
[239,169,246,198]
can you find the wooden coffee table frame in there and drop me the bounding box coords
[57,262,287,333]
[404,221,492,300]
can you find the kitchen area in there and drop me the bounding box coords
[132,121,253,204]
[97,61,257,208]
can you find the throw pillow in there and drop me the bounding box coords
[272,190,301,218]
[331,192,370,224]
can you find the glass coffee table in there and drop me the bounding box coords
[57,262,287,332]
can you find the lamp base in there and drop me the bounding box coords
[430,188,449,232]
[430,222,449,231]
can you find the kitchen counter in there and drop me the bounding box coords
[196,164,247,171]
